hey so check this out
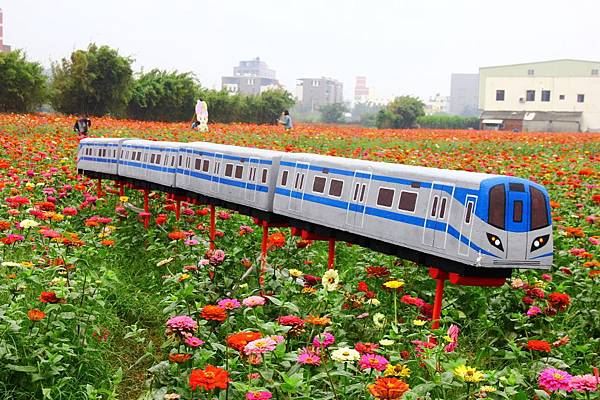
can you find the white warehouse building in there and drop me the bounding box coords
[479,59,600,132]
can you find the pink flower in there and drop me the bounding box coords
[184,336,204,348]
[243,296,266,307]
[589,237,600,246]
[218,211,231,220]
[243,337,278,355]
[444,324,460,353]
[209,249,226,265]
[541,274,552,282]
[246,391,272,400]
[239,225,254,235]
[527,306,542,317]
[297,347,321,366]
[570,374,598,392]
[570,248,587,256]
[358,353,389,371]
[184,239,199,246]
[312,332,335,348]
[166,315,198,336]
[538,368,573,392]
[218,298,241,310]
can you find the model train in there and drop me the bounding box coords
[77,138,553,278]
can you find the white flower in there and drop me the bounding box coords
[331,347,360,362]
[19,219,39,229]
[373,312,386,328]
[321,269,339,291]
[379,339,395,346]
[366,298,381,306]
[156,257,174,267]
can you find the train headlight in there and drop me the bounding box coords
[486,233,504,252]
[530,234,550,252]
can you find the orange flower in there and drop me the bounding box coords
[304,315,332,326]
[168,231,187,240]
[227,331,262,351]
[189,365,229,391]
[101,239,115,246]
[267,232,286,249]
[168,353,192,364]
[527,339,552,352]
[368,377,410,399]
[27,309,46,321]
[200,305,227,322]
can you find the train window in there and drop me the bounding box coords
[136,152,142,161]
[313,176,326,193]
[465,201,474,224]
[202,160,210,172]
[530,187,549,230]
[359,184,367,202]
[150,154,156,164]
[299,173,305,189]
[488,184,505,230]
[214,162,220,175]
[329,179,343,197]
[431,196,439,217]
[509,183,525,192]
[224,163,233,177]
[513,200,523,223]
[281,170,289,186]
[194,158,202,170]
[156,154,162,164]
[235,165,243,179]
[377,188,394,207]
[439,198,447,219]
[113,149,117,157]
[398,191,418,212]
[294,173,301,189]
[248,167,256,181]
[179,155,183,167]
[352,183,360,201]
[171,156,175,167]
[261,169,268,183]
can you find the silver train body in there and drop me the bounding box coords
[77,138,553,272]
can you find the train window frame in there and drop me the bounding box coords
[136,152,142,162]
[202,159,210,172]
[312,176,327,193]
[359,184,367,202]
[530,186,549,230]
[224,163,234,177]
[170,156,175,167]
[352,183,360,201]
[156,154,162,164]
[150,154,156,164]
[261,168,268,184]
[234,165,244,179]
[465,201,474,224]
[281,170,289,186]
[431,196,439,217]
[178,155,183,167]
[328,179,344,198]
[376,187,395,208]
[488,184,506,230]
[398,190,418,213]
[194,158,202,170]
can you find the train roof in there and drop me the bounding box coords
[183,141,286,158]
[122,139,183,148]
[80,137,130,144]
[282,152,502,185]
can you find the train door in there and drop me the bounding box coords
[245,159,259,202]
[506,183,529,260]
[422,182,454,249]
[345,170,372,228]
[288,162,309,213]
[458,195,478,256]
[210,153,223,193]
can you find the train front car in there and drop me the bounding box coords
[77,137,127,180]
[474,177,553,270]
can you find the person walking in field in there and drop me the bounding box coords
[192,99,209,132]
[278,110,293,130]
[73,116,92,136]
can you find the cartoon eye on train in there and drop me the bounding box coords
[77,138,553,277]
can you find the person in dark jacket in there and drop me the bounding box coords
[74,116,92,136]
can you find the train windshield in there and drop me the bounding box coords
[530,186,549,230]
[488,184,505,229]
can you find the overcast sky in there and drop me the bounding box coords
[2,0,599,101]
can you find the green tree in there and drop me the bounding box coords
[127,70,200,121]
[0,50,47,113]
[376,96,425,129]
[50,44,133,116]
[416,115,480,129]
[319,103,348,124]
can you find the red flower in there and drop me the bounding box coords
[368,377,410,399]
[548,292,570,311]
[277,315,305,327]
[39,291,64,304]
[355,342,380,354]
[366,266,390,278]
[357,281,369,292]
[267,232,286,248]
[168,231,187,240]
[527,339,552,352]
[189,365,229,391]
[200,305,227,322]
[227,331,262,351]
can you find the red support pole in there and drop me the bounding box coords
[97,178,102,197]
[118,181,124,196]
[430,269,448,330]
[143,189,149,229]
[209,204,216,250]
[328,239,336,269]
[260,221,269,288]
[175,200,181,221]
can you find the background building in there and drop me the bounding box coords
[424,93,450,115]
[354,76,370,103]
[479,59,600,132]
[449,73,478,116]
[221,57,280,95]
[295,77,343,112]
[0,9,11,52]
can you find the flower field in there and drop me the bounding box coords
[0,113,599,400]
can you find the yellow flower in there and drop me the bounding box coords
[51,213,64,222]
[288,268,303,278]
[384,363,411,378]
[383,280,405,289]
[480,386,496,393]
[453,365,485,383]
[413,320,427,326]
[119,196,129,202]
[443,335,454,343]
[178,274,190,282]
[20,262,34,268]
[302,287,317,294]
[321,269,339,291]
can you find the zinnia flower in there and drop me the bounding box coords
[243,337,278,355]
[246,391,272,400]
[189,365,229,391]
[383,279,405,289]
[227,331,262,351]
[384,364,411,378]
[368,377,410,399]
[218,298,241,310]
[185,337,204,348]
[312,332,335,348]
[39,291,64,304]
[27,308,46,321]
[243,296,266,307]
[331,347,360,363]
[321,269,339,291]
[538,368,572,392]
[527,339,552,353]
[359,353,389,371]
[569,374,598,392]
[297,347,321,366]
[200,305,227,322]
[453,365,485,383]
[165,315,197,337]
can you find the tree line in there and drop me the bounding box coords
[0,44,294,124]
